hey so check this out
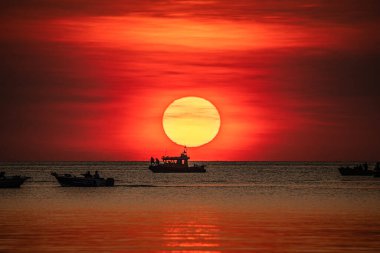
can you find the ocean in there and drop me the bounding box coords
[1,162,380,252]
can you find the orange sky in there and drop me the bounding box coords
[0,1,379,161]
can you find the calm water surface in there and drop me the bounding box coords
[1,162,380,252]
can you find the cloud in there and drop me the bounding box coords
[1,0,380,25]
[1,0,379,160]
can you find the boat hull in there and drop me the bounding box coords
[149,165,206,173]
[338,167,374,176]
[0,176,30,188]
[51,173,114,187]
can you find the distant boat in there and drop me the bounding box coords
[0,172,30,188]
[338,165,374,176]
[149,148,206,173]
[51,172,114,187]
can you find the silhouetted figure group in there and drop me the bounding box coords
[83,171,100,178]
[150,157,160,165]
[352,162,380,172]
[352,162,369,171]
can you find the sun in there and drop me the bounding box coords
[163,97,221,147]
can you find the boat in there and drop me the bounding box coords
[51,171,114,187]
[0,172,30,188]
[149,148,206,173]
[338,164,374,176]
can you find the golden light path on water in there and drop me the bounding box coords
[162,97,221,147]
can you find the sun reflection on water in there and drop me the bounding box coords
[161,216,221,252]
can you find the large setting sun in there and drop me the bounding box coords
[162,97,221,147]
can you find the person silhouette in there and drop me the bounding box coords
[375,162,380,171]
[364,162,368,171]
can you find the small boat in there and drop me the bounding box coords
[51,171,114,187]
[338,165,374,176]
[0,172,30,188]
[149,148,206,173]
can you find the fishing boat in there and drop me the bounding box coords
[0,172,30,188]
[338,165,374,176]
[149,148,206,173]
[51,171,114,187]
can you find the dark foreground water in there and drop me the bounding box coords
[1,162,380,252]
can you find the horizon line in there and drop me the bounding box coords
[0,160,377,163]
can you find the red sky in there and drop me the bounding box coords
[0,0,379,161]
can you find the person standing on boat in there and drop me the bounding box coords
[94,171,100,179]
[364,162,368,171]
[150,157,154,165]
[155,158,160,165]
[375,162,380,171]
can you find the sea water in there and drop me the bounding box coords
[1,162,380,252]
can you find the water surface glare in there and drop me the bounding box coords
[1,162,380,252]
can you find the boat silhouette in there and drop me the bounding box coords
[0,172,30,188]
[149,148,206,173]
[51,171,114,187]
[338,163,374,176]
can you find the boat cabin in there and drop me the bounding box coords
[161,149,189,166]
